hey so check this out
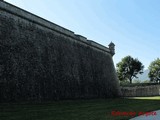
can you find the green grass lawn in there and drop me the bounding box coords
[0,97,160,120]
[128,96,160,100]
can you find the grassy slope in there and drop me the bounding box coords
[0,97,160,120]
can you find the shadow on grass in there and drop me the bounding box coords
[0,97,160,120]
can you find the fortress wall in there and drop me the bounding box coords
[0,1,120,102]
[0,1,110,53]
[121,85,160,97]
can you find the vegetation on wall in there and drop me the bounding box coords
[0,14,119,102]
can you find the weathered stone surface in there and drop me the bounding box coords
[121,85,160,97]
[0,1,120,102]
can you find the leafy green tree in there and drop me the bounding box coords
[142,80,150,83]
[119,80,130,86]
[148,58,160,83]
[116,55,144,84]
[133,79,141,83]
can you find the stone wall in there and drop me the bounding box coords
[0,1,120,102]
[121,85,160,97]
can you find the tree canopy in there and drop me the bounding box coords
[148,58,160,83]
[116,55,144,84]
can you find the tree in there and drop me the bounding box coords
[142,80,150,83]
[148,58,160,83]
[133,79,141,83]
[116,55,144,84]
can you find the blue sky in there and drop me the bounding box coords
[5,0,160,69]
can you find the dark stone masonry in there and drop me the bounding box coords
[0,1,120,102]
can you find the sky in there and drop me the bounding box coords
[4,0,160,69]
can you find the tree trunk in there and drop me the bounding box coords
[129,77,132,84]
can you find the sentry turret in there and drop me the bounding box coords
[108,42,115,56]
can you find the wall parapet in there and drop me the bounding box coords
[0,0,112,54]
